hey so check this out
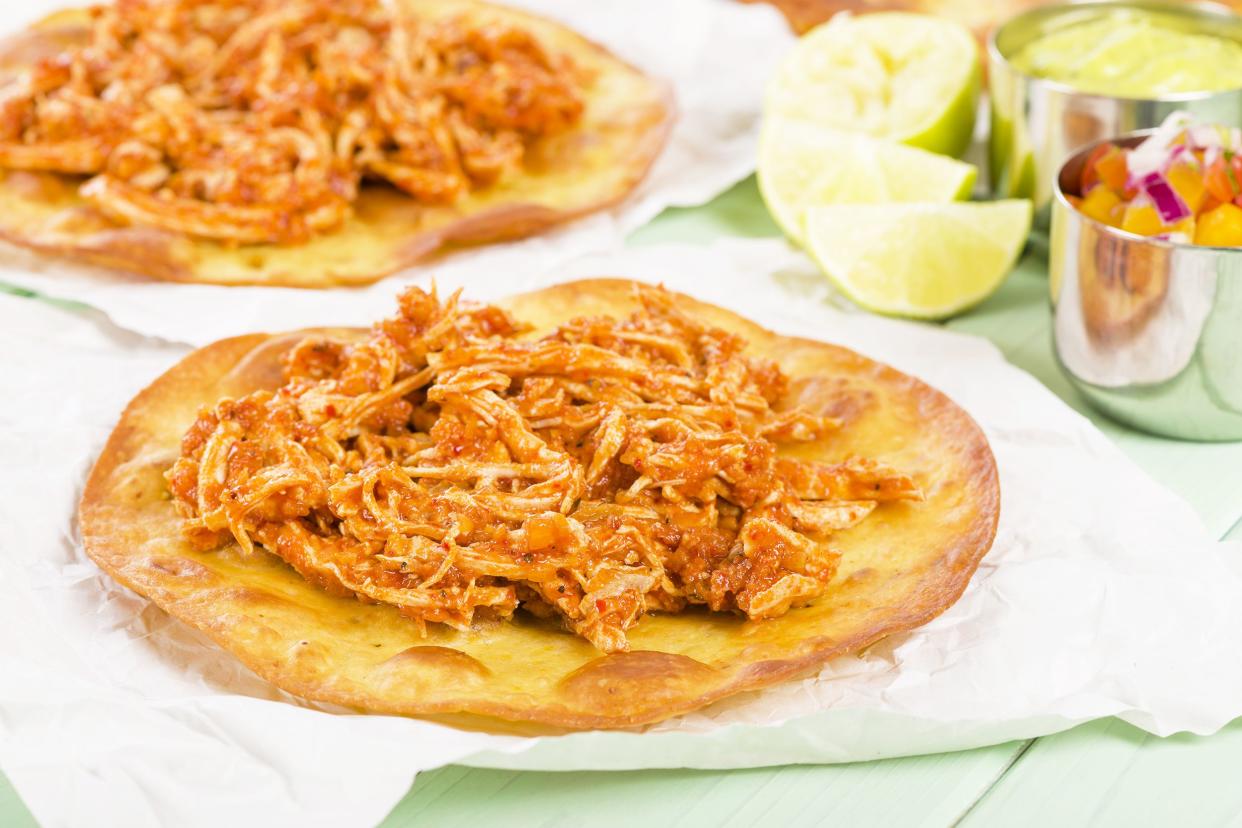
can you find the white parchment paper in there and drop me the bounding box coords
[0,0,793,329]
[2,240,1241,828]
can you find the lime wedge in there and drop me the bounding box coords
[758,119,977,244]
[805,201,1033,319]
[766,12,980,158]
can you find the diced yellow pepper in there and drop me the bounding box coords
[1121,203,1165,236]
[1078,185,1122,225]
[1195,202,1242,246]
[1166,161,1207,214]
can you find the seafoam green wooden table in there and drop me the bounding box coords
[3,179,1241,827]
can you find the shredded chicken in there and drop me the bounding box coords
[166,286,923,652]
[0,0,585,243]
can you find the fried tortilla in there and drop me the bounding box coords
[0,1,671,287]
[80,280,998,728]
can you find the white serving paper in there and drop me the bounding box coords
[2,240,1242,828]
[0,0,793,336]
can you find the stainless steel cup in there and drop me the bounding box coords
[1050,133,1242,441]
[989,1,1242,218]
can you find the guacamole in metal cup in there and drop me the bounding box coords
[1011,7,1242,98]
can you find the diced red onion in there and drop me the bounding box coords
[1127,112,1195,187]
[1128,139,1171,185]
[1139,172,1189,224]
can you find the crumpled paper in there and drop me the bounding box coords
[0,0,793,334]
[2,239,1241,828]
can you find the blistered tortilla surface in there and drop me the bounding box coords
[80,280,999,729]
[0,1,671,287]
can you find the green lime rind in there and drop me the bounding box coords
[804,200,1033,320]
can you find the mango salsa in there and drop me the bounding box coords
[1069,114,1242,247]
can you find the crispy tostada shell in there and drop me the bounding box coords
[80,279,999,729]
[0,1,672,287]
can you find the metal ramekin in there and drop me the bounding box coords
[989,1,1242,218]
[1050,131,1242,441]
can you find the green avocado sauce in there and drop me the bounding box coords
[1011,8,1242,97]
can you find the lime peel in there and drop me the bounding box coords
[804,201,1034,319]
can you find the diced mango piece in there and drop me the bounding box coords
[1121,203,1165,236]
[1078,185,1122,225]
[1205,158,1237,203]
[1080,143,1112,194]
[1195,202,1242,246]
[1166,161,1207,213]
[1094,147,1129,193]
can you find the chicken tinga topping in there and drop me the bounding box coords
[0,0,586,244]
[166,287,923,652]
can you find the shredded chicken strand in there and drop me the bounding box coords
[0,0,586,243]
[166,286,924,652]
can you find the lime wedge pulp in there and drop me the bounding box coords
[765,12,980,158]
[758,119,977,245]
[804,201,1033,319]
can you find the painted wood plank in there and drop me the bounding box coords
[629,177,780,246]
[0,772,37,828]
[380,741,1029,828]
[959,718,1242,828]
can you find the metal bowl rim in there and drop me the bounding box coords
[1053,127,1242,255]
[988,0,1242,103]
